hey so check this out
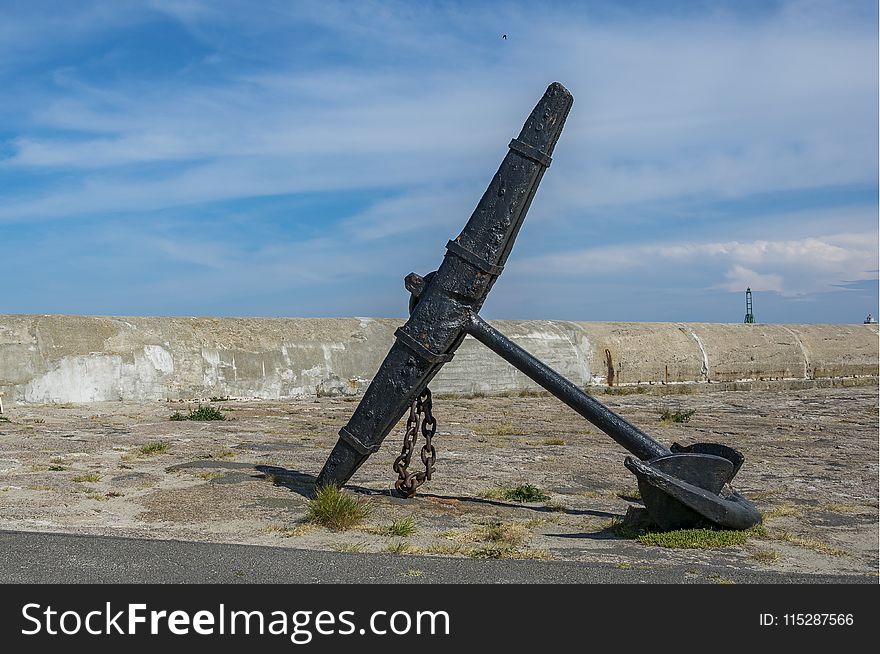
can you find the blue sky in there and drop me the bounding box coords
[0,0,877,323]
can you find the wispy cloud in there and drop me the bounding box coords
[515,229,878,296]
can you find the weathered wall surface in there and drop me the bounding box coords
[0,315,876,405]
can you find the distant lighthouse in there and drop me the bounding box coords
[744,288,755,323]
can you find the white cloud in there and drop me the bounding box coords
[514,230,878,297]
[722,266,784,293]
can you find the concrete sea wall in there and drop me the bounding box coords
[0,315,876,405]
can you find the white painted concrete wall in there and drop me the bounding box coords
[0,315,876,404]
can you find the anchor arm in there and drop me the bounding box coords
[464,313,670,461]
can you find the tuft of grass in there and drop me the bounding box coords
[659,408,696,423]
[478,522,527,546]
[384,540,416,554]
[196,471,224,481]
[617,488,642,502]
[138,441,170,456]
[751,549,780,563]
[472,422,530,436]
[72,473,101,483]
[761,503,802,519]
[0,415,10,422]
[424,543,464,556]
[771,531,847,556]
[105,491,124,498]
[636,526,765,549]
[306,485,369,531]
[541,438,566,446]
[384,517,416,537]
[615,562,632,569]
[819,502,865,515]
[506,484,551,503]
[170,405,226,421]
[602,386,649,396]
[609,520,648,540]
[469,546,517,559]
[332,543,368,553]
[85,492,108,501]
[264,523,315,538]
[710,576,736,585]
[209,396,230,402]
[468,546,551,560]
[542,500,567,512]
[403,569,423,577]
[47,465,66,472]
[207,450,236,460]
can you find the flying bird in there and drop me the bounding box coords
[502,34,507,40]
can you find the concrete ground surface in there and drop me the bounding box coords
[0,385,877,582]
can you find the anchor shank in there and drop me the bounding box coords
[315,83,573,489]
[465,313,670,461]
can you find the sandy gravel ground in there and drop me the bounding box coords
[0,385,876,580]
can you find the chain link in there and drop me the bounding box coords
[393,387,437,497]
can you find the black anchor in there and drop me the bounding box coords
[316,82,761,531]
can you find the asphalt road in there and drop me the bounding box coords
[0,530,871,584]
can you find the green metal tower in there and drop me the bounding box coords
[744,287,755,323]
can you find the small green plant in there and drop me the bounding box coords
[306,485,369,531]
[72,473,101,483]
[0,415,10,422]
[504,484,551,503]
[170,405,226,421]
[48,465,66,471]
[404,569,423,577]
[385,517,416,537]
[541,438,566,446]
[480,483,552,503]
[138,441,170,456]
[659,408,696,423]
[616,488,642,502]
[209,396,230,402]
